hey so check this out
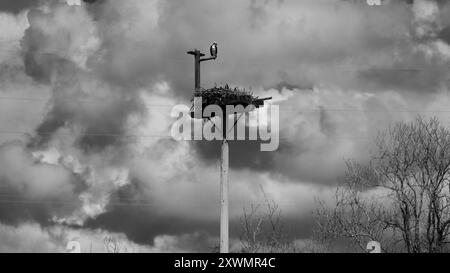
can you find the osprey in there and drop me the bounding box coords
[210,42,218,58]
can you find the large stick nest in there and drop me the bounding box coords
[192,84,258,108]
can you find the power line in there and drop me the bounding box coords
[0,193,140,200]
[272,108,450,113]
[0,199,163,207]
[0,48,192,63]
[0,130,375,140]
[0,95,185,107]
[2,95,450,113]
[0,194,173,206]
[0,199,151,207]
[0,194,208,207]
[0,130,173,139]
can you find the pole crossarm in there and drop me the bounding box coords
[200,56,217,62]
[187,50,205,57]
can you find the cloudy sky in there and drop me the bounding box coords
[0,0,449,252]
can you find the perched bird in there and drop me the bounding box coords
[210,42,218,58]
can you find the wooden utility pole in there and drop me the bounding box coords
[220,109,229,253]
[187,45,230,253]
[187,45,271,254]
[187,49,205,91]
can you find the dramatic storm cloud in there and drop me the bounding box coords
[0,0,450,252]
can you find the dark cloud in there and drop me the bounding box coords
[85,206,218,247]
[0,197,56,226]
[357,66,445,92]
[248,0,284,29]
[356,43,450,93]
[81,179,215,247]
[439,25,450,45]
[21,4,147,152]
[193,140,276,171]
[83,177,315,249]
[192,134,347,185]
[319,107,337,137]
[85,207,314,250]
[0,0,38,14]
[267,80,314,93]
[0,0,105,14]
[71,0,450,99]
[0,141,85,226]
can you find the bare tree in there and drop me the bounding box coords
[314,161,392,252]
[239,187,297,253]
[316,117,450,253]
[103,236,130,253]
